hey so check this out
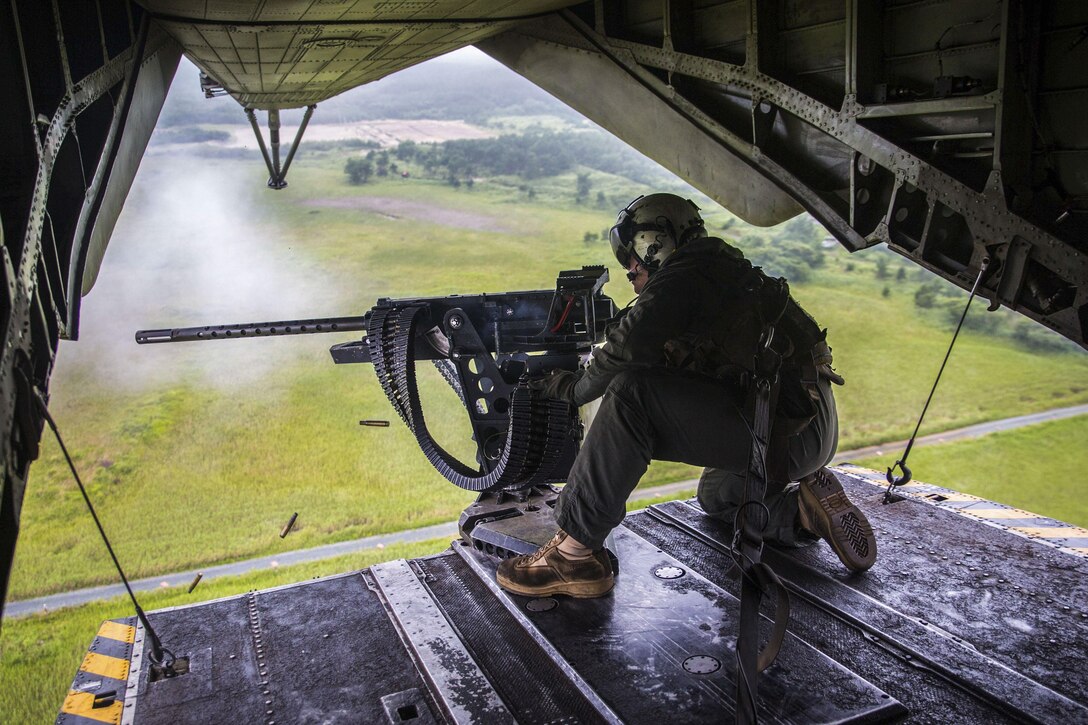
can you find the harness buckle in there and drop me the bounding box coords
[759,324,775,351]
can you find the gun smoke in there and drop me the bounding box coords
[55,155,353,393]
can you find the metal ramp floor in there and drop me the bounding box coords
[60,468,1088,724]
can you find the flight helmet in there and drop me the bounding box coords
[609,193,705,271]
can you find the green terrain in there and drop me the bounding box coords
[854,414,1088,528]
[3,54,1088,724]
[11,148,1087,602]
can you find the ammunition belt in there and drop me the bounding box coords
[432,358,465,406]
[366,304,579,492]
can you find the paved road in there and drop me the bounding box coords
[6,403,1087,618]
[829,403,1088,464]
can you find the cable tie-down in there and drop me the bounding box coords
[28,380,179,671]
[884,257,991,504]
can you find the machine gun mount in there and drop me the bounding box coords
[135,267,618,493]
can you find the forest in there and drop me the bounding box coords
[343,128,672,189]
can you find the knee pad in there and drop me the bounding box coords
[697,468,745,518]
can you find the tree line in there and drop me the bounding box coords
[344,129,672,188]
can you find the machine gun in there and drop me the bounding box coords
[136,267,617,493]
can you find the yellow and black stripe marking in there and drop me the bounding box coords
[59,617,138,725]
[839,464,1088,559]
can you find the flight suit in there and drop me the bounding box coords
[554,237,838,549]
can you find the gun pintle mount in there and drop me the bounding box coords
[135,267,617,492]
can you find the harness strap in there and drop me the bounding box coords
[752,561,790,672]
[733,277,792,725]
[765,420,791,496]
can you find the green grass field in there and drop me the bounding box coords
[4,137,1088,724]
[8,149,1088,601]
[853,414,1088,528]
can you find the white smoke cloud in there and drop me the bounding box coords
[56,153,352,391]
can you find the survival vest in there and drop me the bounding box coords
[662,248,842,426]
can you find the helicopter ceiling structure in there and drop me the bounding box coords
[474,0,1088,349]
[0,0,1086,623]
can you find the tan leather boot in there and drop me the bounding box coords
[496,531,614,598]
[798,467,877,572]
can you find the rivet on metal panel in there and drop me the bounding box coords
[654,566,685,579]
[525,598,558,613]
[683,655,721,674]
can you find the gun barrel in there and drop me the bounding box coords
[135,315,369,344]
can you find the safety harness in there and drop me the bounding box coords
[730,273,794,724]
[720,258,841,724]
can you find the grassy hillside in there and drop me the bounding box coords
[3,134,1087,725]
[7,147,1088,602]
[853,414,1088,527]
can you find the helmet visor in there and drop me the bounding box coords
[609,216,634,267]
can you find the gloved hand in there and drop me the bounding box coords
[528,369,582,404]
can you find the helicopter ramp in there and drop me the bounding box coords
[59,466,1088,724]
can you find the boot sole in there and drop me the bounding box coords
[496,571,615,599]
[800,468,877,572]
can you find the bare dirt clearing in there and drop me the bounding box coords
[227,119,497,147]
[301,196,514,232]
